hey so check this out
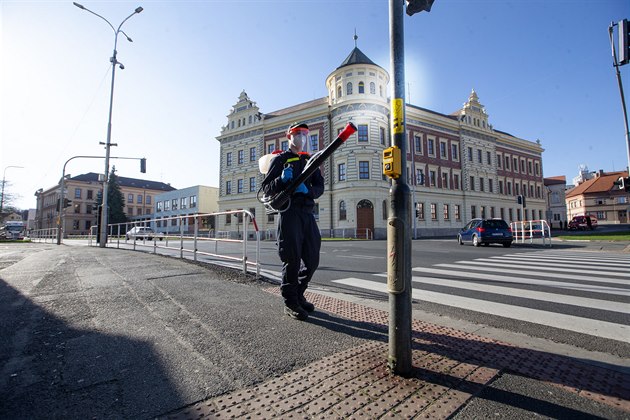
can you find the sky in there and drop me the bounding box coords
[1,0,629,211]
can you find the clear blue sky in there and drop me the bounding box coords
[1,0,628,210]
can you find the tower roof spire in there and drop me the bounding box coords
[354,29,358,48]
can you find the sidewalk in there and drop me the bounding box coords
[1,243,628,419]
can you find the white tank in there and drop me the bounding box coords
[258,153,277,174]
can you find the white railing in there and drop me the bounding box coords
[511,219,552,247]
[89,210,261,277]
[320,228,373,240]
[29,228,58,242]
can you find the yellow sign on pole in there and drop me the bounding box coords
[392,98,404,134]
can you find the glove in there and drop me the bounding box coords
[281,167,293,183]
[294,183,308,195]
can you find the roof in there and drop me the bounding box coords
[70,172,176,192]
[264,97,328,119]
[565,171,627,198]
[336,47,379,70]
[544,176,566,186]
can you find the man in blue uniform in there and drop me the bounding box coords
[261,122,324,320]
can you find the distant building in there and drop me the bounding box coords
[153,185,219,234]
[565,170,629,224]
[215,46,545,238]
[35,172,175,236]
[544,176,567,229]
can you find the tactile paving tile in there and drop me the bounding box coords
[163,288,629,419]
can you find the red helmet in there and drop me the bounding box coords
[286,122,309,139]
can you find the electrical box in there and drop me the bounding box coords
[383,146,402,179]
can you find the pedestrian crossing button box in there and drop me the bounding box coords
[383,146,402,179]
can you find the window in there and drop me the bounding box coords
[267,143,275,154]
[440,142,447,159]
[164,200,170,211]
[267,213,275,223]
[477,149,483,163]
[237,179,243,194]
[427,138,435,156]
[146,195,151,204]
[157,201,163,213]
[471,205,477,219]
[358,81,365,93]
[226,181,231,195]
[137,194,143,204]
[238,150,244,164]
[359,161,370,179]
[74,188,81,199]
[489,179,494,193]
[453,174,460,190]
[346,82,353,95]
[87,190,93,200]
[338,163,346,181]
[481,206,486,219]
[535,162,540,176]
[337,85,342,98]
[310,134,319,151]
[339,201,347,220]
[468,147,473,161]
[417,202,425,220]
[190,195,197,208]
[509,208,514,222]
[486,151,491,165]
[416,168,424,186]
[499,180,504,194]
[358,124,368,142]
[181,196,188,209]
[515,184,520,195]
[431,203,437,220]
[226,152,232,166]
[249,177,256,192]
[507,182,512,195]
[513,157,518,171]
[451,144,458,160]
[414,135,422,154]
[441,172,448,189]
[250,147,256,162]
[382,200,387,220]
[454,204,461,220]
[528,161,533,174]
[521,159,526,172]
[370,82,376,94]
[536,186,541,198]
[128,193,134,203]
[443,204,450,220]
[505,156,510,170]
[479,177,485,192]
[429,170,436,186]
[380,127,386,145]
[226,212,231,224]
[281,140,288,151]
[74,203,80,214]
[172,198,178,210]
[470,176,475,191]
[497,154,502,168]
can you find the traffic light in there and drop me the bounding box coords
[406,0,435,16]
[63,198,72,208]
[516,194,526,208]
[140,158,147,173]
[619,19,630,66]
[613,176,630,192]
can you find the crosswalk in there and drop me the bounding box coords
[332,250,630,342]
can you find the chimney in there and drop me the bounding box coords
[597,169,604,177]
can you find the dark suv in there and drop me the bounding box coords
[457,218,513,247]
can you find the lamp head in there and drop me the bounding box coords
[73,2,85,9]
[135,6,143,13]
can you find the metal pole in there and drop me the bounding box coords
[609,23,630,173]
[57,166,67,245]
[387,0,413,376]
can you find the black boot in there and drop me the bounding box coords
[284,302,309,321]
[297,295,315,313]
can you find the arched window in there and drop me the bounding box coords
[357,199,373,209]
[339,201,347,220]
[379,86,383,97]
[358,82,365,94]
[346,82,353,95]
[337,85,342,98]
[370,82,376,94]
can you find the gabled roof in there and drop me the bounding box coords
[337,47,378,70]
[71,172,176,192]
[565,171,627,198]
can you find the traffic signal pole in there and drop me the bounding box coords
[609,20,630,175]
[387,0,413,376]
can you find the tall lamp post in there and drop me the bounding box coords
[73,2,143,248]
[1,165,24,219]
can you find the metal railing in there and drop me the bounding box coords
[89,210,261,277]
[511,219,552,247]
[29,228,59,242]
[320,228,373,240]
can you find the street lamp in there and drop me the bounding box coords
[73,2,143,248]
[1,165,24,219]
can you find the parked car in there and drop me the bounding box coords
[457,218,513,247]
[568,215,598,231]
[125,226,163,241]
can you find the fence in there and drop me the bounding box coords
[511,219,552,247]
[29,228,58,243]
[89,210,261,277]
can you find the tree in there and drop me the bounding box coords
[107,166,127,225]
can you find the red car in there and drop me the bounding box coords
[568,215,598,230]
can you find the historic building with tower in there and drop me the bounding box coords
[215,46,545,239]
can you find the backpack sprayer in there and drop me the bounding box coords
[258,122,357,214]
